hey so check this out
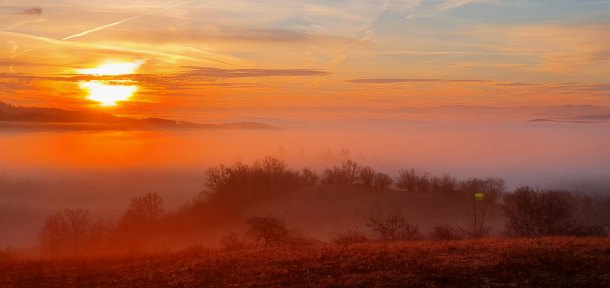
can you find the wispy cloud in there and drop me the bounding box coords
[349,78,490,84]
[439,0,476,11]
[181,67,330,78]
[21,7,42,16]
[62,0,196,41]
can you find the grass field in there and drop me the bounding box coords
[1,237,608,287]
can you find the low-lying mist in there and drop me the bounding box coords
[1,118,610,249]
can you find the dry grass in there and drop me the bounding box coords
[1,237,609,287]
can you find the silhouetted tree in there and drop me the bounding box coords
[115,193,165,248]
[456,177,505,238]
[253,156,288,176]
[373,173,393,190]
[39,209,104,256]
[503,186,578,237]
[246,216,291,247]
[359,166,376,187]
[397,168,430,193]
[341,160,360,184]
[120,193,165,227]
[430,174,458,194]
[301,168,319,185]
[366,214,421,241]
[459,177,505,202]
[204,165,232,195]
[321,167,348,184]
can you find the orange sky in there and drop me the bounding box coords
[1,0,610,119]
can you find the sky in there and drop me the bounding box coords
[1,0,610,119]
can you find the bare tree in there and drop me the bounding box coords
[457,177,505,238]
[341,160,361,184]
[359,166,376,187]
[430,174,458,194]
[253,156,288,176]
[204,165,232,195]
[366,214,421,241]
[38,209,104,256]
[321,167,348,184]
[301,168,319,185]
[373,173,393,190]
[397,168,430,193]
[121,192,165,225]
[503,186,578,237]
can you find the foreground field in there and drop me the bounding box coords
[1,237,609,287]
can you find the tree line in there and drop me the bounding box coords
[38,157,610,256]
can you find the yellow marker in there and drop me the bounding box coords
[474,192,485,201]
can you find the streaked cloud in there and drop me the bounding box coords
[349,79,490,84]
[21,7,42,15]
[180,67,330,78]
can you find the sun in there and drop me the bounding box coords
[76,60,144,107]
[78,81,139,107]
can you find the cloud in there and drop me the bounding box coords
[21,7,42,15]
[180,67,330,78]
[349,78,489,84]
[439,0,475,10]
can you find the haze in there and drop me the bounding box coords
[1,0,609,260]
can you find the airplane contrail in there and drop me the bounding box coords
[62,0,197,41]
[62,16,139,41]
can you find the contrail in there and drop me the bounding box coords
[62,16,139,41]
[1,31,198,62]
[62,0,197,41]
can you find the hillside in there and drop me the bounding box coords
[0,102,276,131]
[1,237,608,287]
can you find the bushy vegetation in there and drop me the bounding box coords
[34,157,610,257]
[503,186,607,237]
[38,209,106,256]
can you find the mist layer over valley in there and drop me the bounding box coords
[2,106,610,249]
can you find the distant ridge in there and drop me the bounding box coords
[0,102,277,131]
[528,118,595,124]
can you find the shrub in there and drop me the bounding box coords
[332,230,369,246]
[429,225,462,241]
[246,216,292,247]
[220,232,246,251]
[373,173,393,190]
[366,214,421,241]
[359,166,376,187]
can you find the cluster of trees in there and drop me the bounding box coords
[504,187,607,237]
[37,157,609,256]
[38,193,167,256]
[321,160,393,189]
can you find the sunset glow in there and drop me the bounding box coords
[75,60,143,106]
[78,80,139,107]
[0,1,609,285]
[75,60,145,76]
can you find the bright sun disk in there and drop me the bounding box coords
[76,60,144,107]
[79,81,138,107]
